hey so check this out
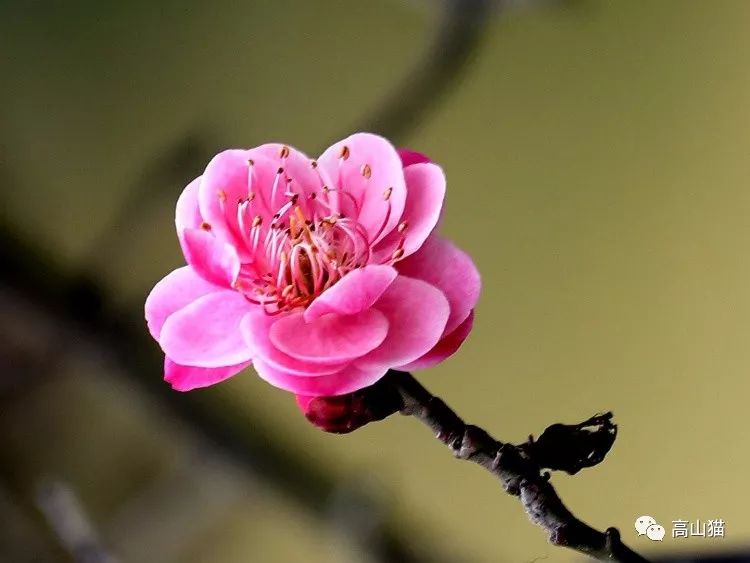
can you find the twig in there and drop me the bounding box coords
[304,370,648,562]
[350,371,651,562]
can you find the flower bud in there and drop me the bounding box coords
[296,374,404,434]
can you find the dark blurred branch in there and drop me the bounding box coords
[0,224,437,563]
[82,0,493,269]
[356,0,493,140]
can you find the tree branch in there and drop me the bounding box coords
[302,370,649,561]
[380,371,649,562]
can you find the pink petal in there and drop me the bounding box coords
[304,265,397,322]
[253,358,388,396]
[198,146,321,262]
[159,291,253,368]
[269,309,388,364]
[396,235,480,336]
[355,275,449,371]
[397,310,474,371]
[175,177,204,233]
[144,266,222,340]
[251,143,323,207]
[397,148,431,167]
[373,163,445,260]
[198,149,255,256]
[240,310,348,376]
[179,228,241,288]
[164,357,251,392]
[198,150,282,259]
[317,133,406,245]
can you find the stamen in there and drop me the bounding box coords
[236,158,378,313]
[270,167,284,206]
[200,222,212,231]
[247,160,254,197]
[383,187,393,201]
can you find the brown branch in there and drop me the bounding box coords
[304,371,650,562]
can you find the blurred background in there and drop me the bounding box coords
[2,0,750,561]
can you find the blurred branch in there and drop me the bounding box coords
[356,0,493,140]
[35,479,119,563]
[0,222,443,563]
[82,0,494,274]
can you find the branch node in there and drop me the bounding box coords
[605,527,623,553]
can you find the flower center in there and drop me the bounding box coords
[229,148,407,314]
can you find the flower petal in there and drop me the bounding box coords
[198,146,322,262]
[397,310,474,371]
[164,357,251,392]
[179,228,240,288]
[159,291,253,368]
[304,265,397,322]
[317,133,406,244]
[397,148,431,167]
[175,176,204,233]
[240,310,348,376]
[198,149,255,255]
[355,275,449,371]
[396,235,480,336]
[250,143,323,206]
[373,162,445,260]
[253,358,387,396]
[269,309,388,364]
[144,266,222,340]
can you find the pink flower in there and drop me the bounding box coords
[145,133,480,394]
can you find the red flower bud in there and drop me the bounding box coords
[296,373,405,434]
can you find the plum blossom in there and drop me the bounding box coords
[145,133,480,394]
